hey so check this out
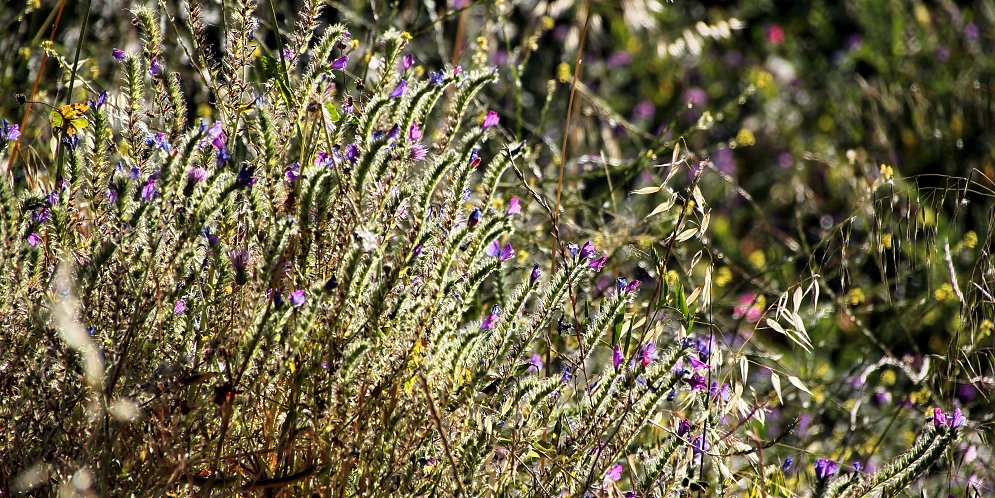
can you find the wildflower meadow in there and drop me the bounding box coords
[0,0,992,496]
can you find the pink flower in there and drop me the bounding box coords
[409,143,427,162]
[604,464,623,482]
[505,197,521,216]
[173,300,186,314]
[482,110,499,130]
[589,253,607,271]
[767,24,785,45]
[408,123,422,142]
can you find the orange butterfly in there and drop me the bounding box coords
[50,102,90,136]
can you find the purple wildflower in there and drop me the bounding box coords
[482,110,499,130]
[408,123,422,142]
[486,240,514,262]
[782,457,793,471]
[710,382,731,402]
[289,289,306,307]
[688,357,710,372]
[966,23,979,41]
[331,55,349,70]
[498,243,514,262]
[315,151,334,168]
[409,143,427,162]
[589,253,607,271]
[933,407,947,427]
[216,145,230,168]
[141,177,157,200]
[403,54,414,70]
[640,343,658,366]
[527,354,543,373]
[684,373,707,391]
[173,300,186,314]
[578,241,596,260]
[950,407,966,428]
[453,65,462,76]
[27,232,41,247]
[389,80,407,98]
[285,162,301,183]
[203,227,220,247]
[112,48,126,61]
[468,148,481,168]
[530,263,541,284]
[344,143,360,163]
[814,458,839,479]
[692,436,709,456]
[145,132,171,153]
[612,345,624,370]
[603,464,623,483]
[566,243,579,258]
[89,91,108,111]
[616,278,628,294]
[506,197,521,216]
[467,208,481,228]
[386,124,400,141]
[236,163,258,189]
[429,70,445,86]
[187,167,207,183]
[480,305,500,331]
[624,280,640,294]
[1,119,20,142]
[677,419,691,437]
[560,366,572,382]
[149,57,163,76]
[107,186,118,205]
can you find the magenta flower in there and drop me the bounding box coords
[677,418,691,437]
[603,464,623,483]
[932,407,947,427]
[589,253,607,271]
[482,110,499,130]
[402,54,414,70]
[530,263,541,284]
[173,300,186,314]
[453,65,462,76]
[409,143,427,162]
[505,197,521,216]
[331,55,349,70]
[733,293,763,323]
[624,279,640,294]
[480,305,500,331]
[112,48,126,61]
[408,123,422,142]
[27,232,41,247]
[389,80,407,98]
[814,458,839,479]
[640,343,658,366]
[612,345,624,370]
[289,289,306,307]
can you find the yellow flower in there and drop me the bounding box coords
[880,233,892,250]
[879,163,894,181]
[880,370,896,386]
[557,62,571,83]
[962,231,977,250]
[847,288,865,306]
[934,283,954,302]
[748,250,766,269]
[714,267,732,288]
[541,16,554,30]
[735,128,756,147]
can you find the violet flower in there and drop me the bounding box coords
[145,132,171,153]
[480,305,500,331]
[173,300,186,314]
[640,343,658,366]
[1,119,20,142]
[684,373,707,391]
[27,232,41,247]
[578,241,596,260]
[344,143,360,163]
[612,345,624,370]
[677,419,691,437]
[467,208,481,228]
[527,354,543,373]
[566,243,579,258]
[89,91,108,111]
[187,167,207,183]
[285,162,301,183]
[814,458,839,479]
[389,80,407,98]
[402,54,414,70]
[236,163,258,189]
[149,57,163,76]
[589,253,608,271]
[624,280,640,295]
[141,177,157,200]
[429,70,445,86]
[530,263,541,284]
[112,48,126,61]
[331,55,349,70]
[289,289,306,307]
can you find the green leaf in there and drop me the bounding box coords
[324,102,341,123]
